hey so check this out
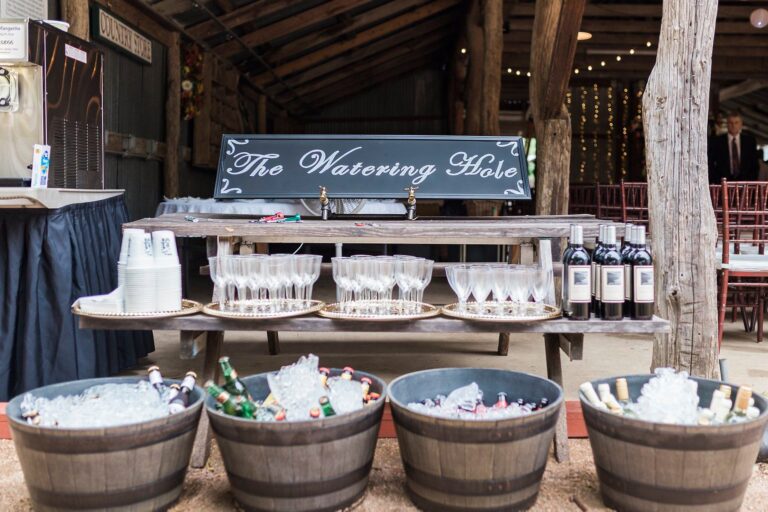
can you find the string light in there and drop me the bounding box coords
[526,71,531,77]
[579,86,587,180]
[592,83,600,183]
[600,60,606,67]
[646,41,652,47]
[507,67,512,74]
[606,85,615,183]
[587,65,593,71]
[616,55,622,61]
[574,68,580,74]
[629,48,635,55]
[461,48,467,54]
[515,70,521,76]
[620,87,629,178]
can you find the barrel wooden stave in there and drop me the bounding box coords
[389,368,562,511]
[582,374,768,512]
[208,370,386,512]
[8,377,203,512]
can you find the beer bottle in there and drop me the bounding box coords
[367,392,381,402]
[238,399,256,419]
[319,396,336,417]
[719,384,732,400]
[539,398,550,409]
[169,371,197,413]
[494,392,508,408]
[310,407,321,419]
[319,367,331,387]
[147,365,165,393]
[341,367,355,380]
[205,380,239,416]
[167,384,181,403]
[726,387,753,423]
[218,357,253,401]
[360,377,372,399]
[275,409,287,421]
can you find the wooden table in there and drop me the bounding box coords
[78,313,670,467]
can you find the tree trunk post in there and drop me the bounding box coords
[164,32,181,198]
[61,0,90,41]
[643,0,719,377]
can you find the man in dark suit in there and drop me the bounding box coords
[708,112,760,183]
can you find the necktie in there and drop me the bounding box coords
[731,137,740,176]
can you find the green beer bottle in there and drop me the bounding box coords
[238,399,256,419]
[319,396,336,417]
[218,356,253,401]
[205,380,239,416]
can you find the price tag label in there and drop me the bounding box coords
[0,22,27,62]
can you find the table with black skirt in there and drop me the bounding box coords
[0,189,154,401]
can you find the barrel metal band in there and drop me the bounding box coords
[392,407,558,443]
[13,415,198,454]
[211,407,382,446]
[583,408,766,450]
[596,465,750,505]
[404,461,544,496]
[237,489,367,512]
[226,459,373,498]
[27,467,186,509]
[406,484,539,512]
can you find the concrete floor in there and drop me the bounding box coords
[119,276,768,399]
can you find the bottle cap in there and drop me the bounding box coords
[615,378,629,401]
[624,223,633,240]
[360,377,372,385]
[343,366,355,373]
[186,371,198,379]
[319,396,330,405]
[636,226,646,245]
[170,384,181,390]
[572,225,584,245]
[218,356,230,363]
[147,365,160,374]
[368,392,381,400]
[605,226,617,245]
[310,407,321,418]
[597,383,611,402]
[204,380,214,388]
[598,224,605,242]
[319,367,330,375]
[719,384,732,399]
[735,386,753,411]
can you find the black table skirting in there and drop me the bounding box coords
[0,194,154,401]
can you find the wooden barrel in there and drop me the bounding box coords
[207,369,386,512]
[581,374,768,512]
[7,376,204,512]
[389,368,563,511]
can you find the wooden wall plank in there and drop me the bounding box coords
[165,32,181,198]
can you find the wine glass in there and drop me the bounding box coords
[304,255,322,306]
[220,255,238,311]
[414,259,434,309]
[395,256,419,304]
[489,264,508,314]
[208,256,227,309]
[446,264,472,312]
[469,265,493,314]
[530,266,553,313]
[245,255,267,311]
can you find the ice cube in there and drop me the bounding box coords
[328,378,363,414]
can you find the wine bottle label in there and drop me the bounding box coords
[568,265,591,303]
[591,262,596,296]
[633,266,654,303]
[624,264,632,300]
[601,266,625,303]
[595,264,602,300]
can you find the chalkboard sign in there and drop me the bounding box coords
[214,135,531,200]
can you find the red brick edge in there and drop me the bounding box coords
[0,401,589,440]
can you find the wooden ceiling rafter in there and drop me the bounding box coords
[306,54,443,110]
[187,0,294,40]
[214,0,364,58]
[280,31,450,103]
[265,14,458,94]
[264,0,431,65]
[248,0,463,88]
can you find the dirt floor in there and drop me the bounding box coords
[2,438,768,511]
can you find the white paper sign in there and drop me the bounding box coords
[65,44,87,64]
[0,22,27,61]
[0,0,47,19]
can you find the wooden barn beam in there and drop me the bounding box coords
[464,0,503,135]
[263,14,456,93]
[165,31,181,198]
[187,0,293,40]
[506,2,757,18]
[93,0,175,47]
[529,0,585,217]
[719,79,768,102]
[266,0,430,64]
[249,0,462,87]
[215,0,362,57]
[61,0,89,40]
[152,0,191,17]
[643,1,719,377]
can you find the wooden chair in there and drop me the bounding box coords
[620,181,650,230]
[596,183,623,221]
[717,179,768,346]
[569,185,598,215]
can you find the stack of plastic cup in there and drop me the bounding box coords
[124,231,158,313]
[118,228,145,289]
[152,230,182,311]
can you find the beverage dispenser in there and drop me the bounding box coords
[0,19,103,188]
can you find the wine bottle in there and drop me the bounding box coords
[631,226,654,320]
[592,225,606,318]
[622,226,637,318]
[620,223,634,256]
[600,226,624,320]
[562,224,577,317]
[565,225,591,320]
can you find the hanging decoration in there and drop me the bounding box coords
[606,85,614,183]
[181,43,205,121]
[620,86,630,178]
[592,83,599,183]
[579,86,587,181]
